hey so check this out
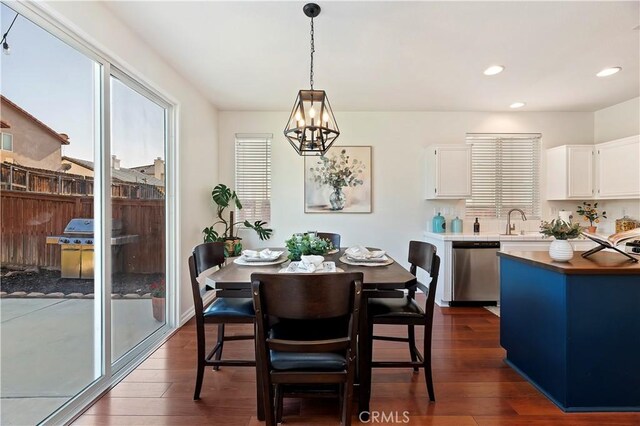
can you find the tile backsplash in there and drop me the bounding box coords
[426,199,640,235]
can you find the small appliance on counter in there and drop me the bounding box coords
[432,212,446,233]
[451,216,463,233]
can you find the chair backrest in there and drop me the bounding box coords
[407,241,440,317]
[188,242,225,323]
[316,232,341,249]
[251,272,363,355]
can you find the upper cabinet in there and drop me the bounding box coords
[425,145,472,199]
[546,145,594,200]
[546,135,640,200]
[596,135,640,199]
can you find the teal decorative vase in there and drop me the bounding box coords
[432,212,446,233]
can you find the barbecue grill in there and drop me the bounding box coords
[46,218,139,279]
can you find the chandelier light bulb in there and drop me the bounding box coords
[309,107,316,118]
[295,111,302,121]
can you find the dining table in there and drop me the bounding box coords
[205,248,417,420]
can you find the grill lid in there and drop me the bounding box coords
[63,218,123,236]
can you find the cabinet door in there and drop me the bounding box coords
[567,146,594,198]
[436,146,471,197]
[597,136,640,198]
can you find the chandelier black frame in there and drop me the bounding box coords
[284,3,340,156]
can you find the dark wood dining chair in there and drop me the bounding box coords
[251,272,363,426]
[317,232,341,249]
[367,241,440,401]
[188,242,255,400]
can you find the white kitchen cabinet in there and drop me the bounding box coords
[596,135,640,199]
[425,145,472,199]
[546,145,594,200]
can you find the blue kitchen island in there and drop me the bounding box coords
[498,250,640,412]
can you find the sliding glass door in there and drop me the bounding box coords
[0,3,175,424]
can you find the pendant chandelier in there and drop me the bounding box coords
[284,3,340,156]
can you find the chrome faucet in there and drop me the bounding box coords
[506,208,527,235]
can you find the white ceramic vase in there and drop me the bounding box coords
[549,239,574,262]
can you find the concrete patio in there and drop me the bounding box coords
[1,298,163,425]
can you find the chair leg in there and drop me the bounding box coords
[194,357,205,400]
[423,333,435,402]
[407,325,419,373]
[213,323,225,371]
[274,385,284,424]
[341,379,354,426]
[263,382,276,426]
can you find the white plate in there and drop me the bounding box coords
[339,255,394,267]
[279,262,344,273]
[233,256,288,266]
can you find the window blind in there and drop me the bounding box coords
[465,133,541,219]
[235,134,272,223]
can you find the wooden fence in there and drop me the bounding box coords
[1,191,165,274]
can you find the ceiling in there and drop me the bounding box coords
[104,1,639,112]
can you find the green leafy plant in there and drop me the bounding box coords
[539,220,583,240]
[285,233,334,261]
[203,184,273,256]
[310,149,365,190]
[576,202,607,226]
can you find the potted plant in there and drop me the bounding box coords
[576,202,607,233]
[540,219,583,262]
[284,233,334,261]
[203,184,273,256]
[149,278,165,322]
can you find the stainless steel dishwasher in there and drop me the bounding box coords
[451,241,500,305]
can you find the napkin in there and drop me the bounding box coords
[298,255,325,273]
[241,248,282,261]
[345,245,386,260]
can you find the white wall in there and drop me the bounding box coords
[43,1,219,321]
[594,97,640,143]
[219,111,593,264]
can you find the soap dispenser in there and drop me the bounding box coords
[432,212,446,233]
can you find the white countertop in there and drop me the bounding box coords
[423,231,552,242]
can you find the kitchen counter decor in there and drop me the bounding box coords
[540,219,583,262]
[576,201,606,233]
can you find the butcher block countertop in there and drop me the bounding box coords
[497,251,640,275]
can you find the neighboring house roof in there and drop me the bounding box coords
[62,156,165,187]
[0,95,70,145]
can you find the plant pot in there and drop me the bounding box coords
[587,226,597,233]
[549,239,574,262]
[224,238,242,257]
[152,296,165,322]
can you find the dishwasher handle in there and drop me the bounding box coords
[452,241,500,249]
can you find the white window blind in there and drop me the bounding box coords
[465,133,541,219]
[235,134,272,223]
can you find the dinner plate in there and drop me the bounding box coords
[233,256,288,266]
[339,255,394,267]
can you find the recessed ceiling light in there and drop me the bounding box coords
[483,65,505,76]
[596,67,622,77]
[510,102,526,109]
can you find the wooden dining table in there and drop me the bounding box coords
[205,248,417,419]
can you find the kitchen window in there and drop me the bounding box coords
[465,133,541,219]
[235,133,272,223]
[1,132,13,151]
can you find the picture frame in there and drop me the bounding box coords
[304,146,372,213]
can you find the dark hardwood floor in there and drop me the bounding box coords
[74,304,640,425]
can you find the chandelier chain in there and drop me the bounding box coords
[310,17,315,90]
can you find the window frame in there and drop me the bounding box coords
[1,132,13,151]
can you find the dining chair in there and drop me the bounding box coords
[188,242,255,400]
[251,272,363,426]
[317,232,341,249]
[367,241,440,401]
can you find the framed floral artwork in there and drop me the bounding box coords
[304,146,372,213]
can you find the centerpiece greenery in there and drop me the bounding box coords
[539,219,583,240]
[202,184,273,256]
[576,201,606,231]
[285,233,335,261]
[310,149,365,211]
